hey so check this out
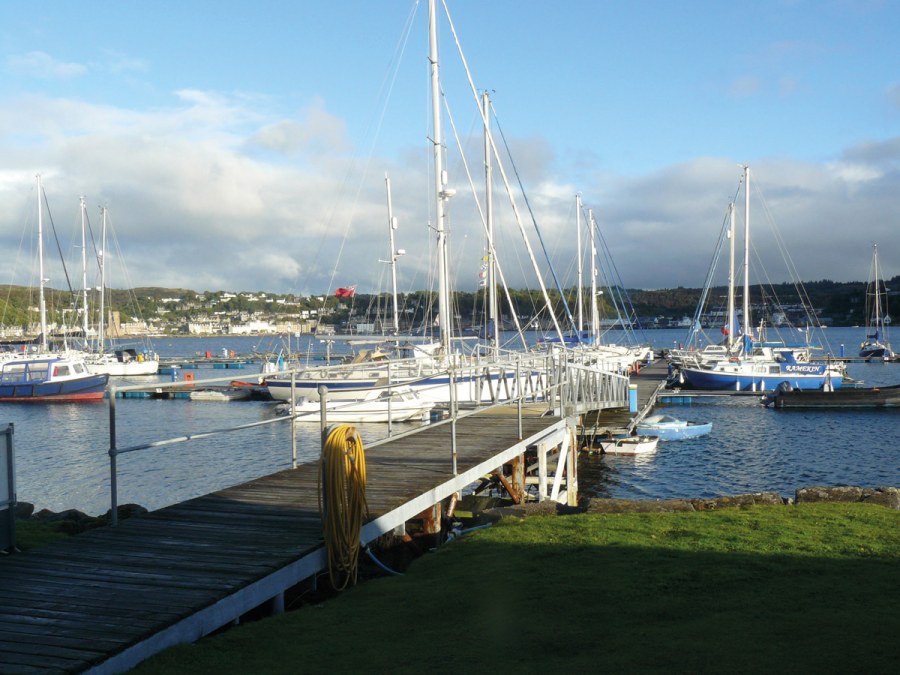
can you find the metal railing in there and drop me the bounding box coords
[105,349,630,525]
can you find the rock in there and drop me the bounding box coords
[795,486,900,509]
[690,492,785,511]
[14,501,34,519]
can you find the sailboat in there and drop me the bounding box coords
[82,205,160,376]
[265,1,531,407]
[859,243,893,361]
[0,176,108,402]
[678,166,843,391]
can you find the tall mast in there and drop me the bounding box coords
[429,0,452,355]
[483,90,498,357]
[726,201,736,349]
[742,165,751,352]
[589,208,599,343]
[98,207,108,354]
[576,195,583,337]
[37,175,48,351]
[384,174,401,335]
[873,243,882,335]
[80,196,90,347]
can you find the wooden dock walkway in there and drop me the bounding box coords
[0,411,569,674]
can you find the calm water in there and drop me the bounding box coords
[4,328,898,516]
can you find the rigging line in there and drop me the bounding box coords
[440,92,529,350]
[441,0,566,344]
[492,112,576,333]
[42,187,78,309]
[753,179,820,330]
[312,3,422,314]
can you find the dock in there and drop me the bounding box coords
[0,409,572,673]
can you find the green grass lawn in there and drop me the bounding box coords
[130,503,899,674]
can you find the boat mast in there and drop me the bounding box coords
[742,165,751,353]
[483,89,499,358]
[384,174,402,335]
[575,195,583,337]
[36,175,48,352]
[726,201,736,350]
[80,196,90,348]
[589,208,600,343]
[98,207,108,354]
[873,243,882,337]
[429,0,452,356]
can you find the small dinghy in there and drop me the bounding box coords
[189,388,252,402]
[635,414,712,441]
[596,434,659,456]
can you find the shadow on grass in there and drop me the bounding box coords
[134,521,899,674]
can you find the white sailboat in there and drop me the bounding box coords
[82,206,160,376]
[859,243,893,360]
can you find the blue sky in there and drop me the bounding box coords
[1,0,898,300]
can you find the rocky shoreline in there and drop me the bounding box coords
[11,486,898,534]
[480,485,900,520]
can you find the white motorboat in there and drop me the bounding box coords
[596,434,659,456]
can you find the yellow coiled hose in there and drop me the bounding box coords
[318,425,369,590]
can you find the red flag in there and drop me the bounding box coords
[335,286,356,298]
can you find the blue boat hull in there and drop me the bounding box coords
[679,366,841,392]
[0,374,109,402]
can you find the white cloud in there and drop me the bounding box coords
[6,51,87,79]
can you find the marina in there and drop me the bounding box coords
[0,1,898,669]
[1,330,898,671]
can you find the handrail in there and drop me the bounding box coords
[106,348,628,525]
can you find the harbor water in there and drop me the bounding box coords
[4,328,899,516]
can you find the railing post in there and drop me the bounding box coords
[2,423,15,553]
[387,361,393,437]
[516,358,523,439]
[450,356,458,475]
[108,387,119,527]
[290,372,297,468]
[318,385,328,448]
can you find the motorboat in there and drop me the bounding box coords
[635,414,712,441]
[0,353,108,402]
[595,434,659,456]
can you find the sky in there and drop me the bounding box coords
[1,0,898,300]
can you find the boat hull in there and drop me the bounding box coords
[596,435,659,455]
[679,365,841,391]
[762,384,900,409]
[635,421,712,441]
[0,374,109,402]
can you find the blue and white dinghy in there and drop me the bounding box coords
[635,414,712,441]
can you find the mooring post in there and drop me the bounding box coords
[108,387,119,527]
